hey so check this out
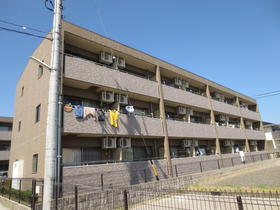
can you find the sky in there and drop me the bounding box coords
[0,0,279,123]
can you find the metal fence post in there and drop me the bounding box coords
[8,179,12,200]
[174,165,178,177]
[236,196,244,210]
[123,190,128,210]
[143,169,147,183]
[75,185,78,210]
[217,159,220,169]
[101,174,104,190]
[31,179,37,210]
[199,162,203,173]
[231,158,234,166]
[18,179,22,203]
[252,155,255,162]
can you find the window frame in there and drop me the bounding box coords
[32,154,38,174]
[35,104,41,123]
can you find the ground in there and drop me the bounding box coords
[204,162,280,189]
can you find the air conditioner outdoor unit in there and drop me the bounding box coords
[174,78,182,87]
[115,94,128,105]
[240,102,248,109]
[186,109,193,116]
[182,140,192,147]
[192,140,198,147]
[244,120,252,126]
[214,92,225,101]
[250,140,257,146]
[117,57,126,69]
[101,91,114,103]
[99,51,113,65]
[218,115,228,122]
[118,137,131,148]
[102,137,117,149]
[181,80,189,89]
[224,140,232,146]
[177,106,186,115]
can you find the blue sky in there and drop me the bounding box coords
[1,0,279,123]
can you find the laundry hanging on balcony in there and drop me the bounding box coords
[64,104,73,112]
[84,107,97,121]
[74,105,84,118]
[109,110,119,128]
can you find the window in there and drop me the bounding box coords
[18,121,21,132]
[35,104,41,123]
[21,86,24,96]
[0,126,12,131]
[32,154,38,174]
[38,65,43,79]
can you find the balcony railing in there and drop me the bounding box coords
[162,85,210,110]
[216,126,245,139]
[245,129,265,140]
[167,119,216,138]
[64,55,159,99]
[240,108,261,121]
[63,111,164,137]
[0,150,10,160]
[0,130,12,141]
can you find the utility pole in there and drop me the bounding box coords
[43,0,62,209]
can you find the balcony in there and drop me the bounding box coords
[245,129,265,140]
[272,131,280,140]
[0,130,12,141]
[216,126,245,139]
[162,85,210,110]
[211,100,240,116]
[63,111,164,137]
[64,55,159,99]
[167,120,216,138]
[240,108,261,121]
[0,151,9,161]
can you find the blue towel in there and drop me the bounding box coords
[74,105,84,118]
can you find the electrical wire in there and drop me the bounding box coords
[0,26,52,41]
[254,90,280,97]
[256,92,280,99]
[0,19,47,33]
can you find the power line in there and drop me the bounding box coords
[254,90,280,97]
[0,19,47,33]
[0,26,52,41]
[256,92,280,99]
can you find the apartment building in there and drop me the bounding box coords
[9,21,265,179]
[0,116,12,176]
[264,122,280,152]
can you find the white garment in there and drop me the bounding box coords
[125,106,135,113]
[239,151,245,162]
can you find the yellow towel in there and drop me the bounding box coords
[109,110,119,127]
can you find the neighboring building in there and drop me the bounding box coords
[9,21,265,179]
[263,122,280,152]
[0,116,12,176]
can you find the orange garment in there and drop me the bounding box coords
[64,104,73,112]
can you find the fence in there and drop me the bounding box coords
[52,152,278,209]
[124,188,280,210]
[0,178,43,209]
[62,152,274,195]
[55,178,280,210]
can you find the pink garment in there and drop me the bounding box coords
[84,107,97,121]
